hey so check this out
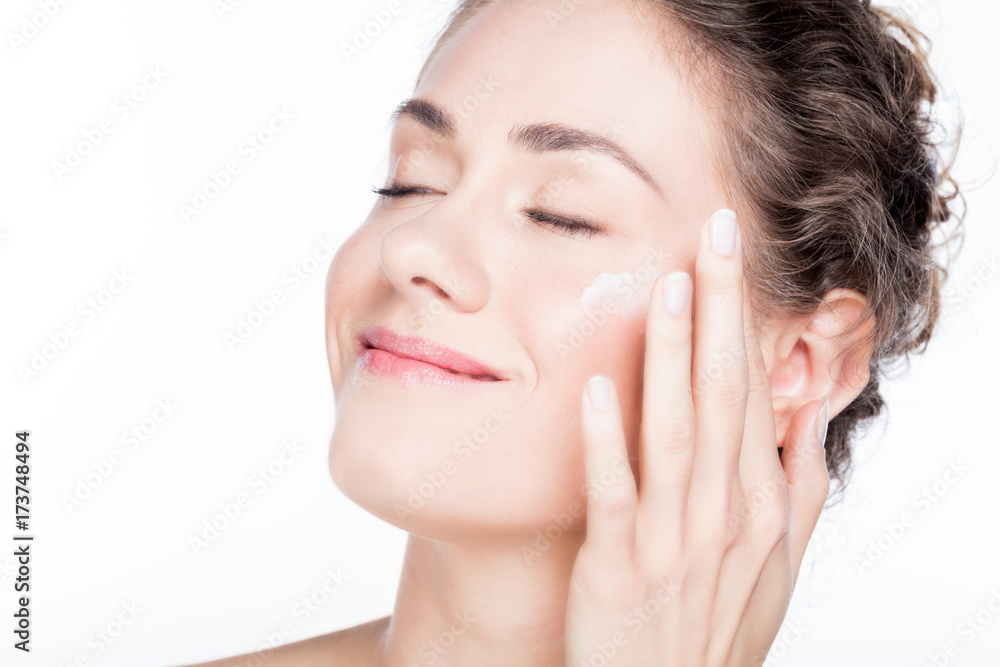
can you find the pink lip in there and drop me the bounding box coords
[356,325,508,388]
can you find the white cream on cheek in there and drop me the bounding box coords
[581,269,665,318]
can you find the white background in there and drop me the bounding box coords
[1,0,997,665]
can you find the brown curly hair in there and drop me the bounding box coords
[414,0,965,496]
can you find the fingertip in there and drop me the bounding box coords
[707,208,740,258]
[785,397,832,573]
[661,271,692,316]
[782,397,831,487]
[816,395,830,451]
[585,375,612,412]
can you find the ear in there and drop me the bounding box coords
[760,288,875,449]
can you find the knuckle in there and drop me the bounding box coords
[648,411,695,450]
[784,443,822,476]
[744,473,784,512]
[694,349,749,408]
[745,364,772,407]
[654,331,689,356]
[813,472,832,502]
[820,469,832,493]
[723,499,753,542]
[710,371,750,412]
[593,486,636,520]
[706,274,742,301]
[685,522,719,556]
[756,501,792,547]
[691,497,744,551]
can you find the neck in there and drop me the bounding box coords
[376,529,584,666]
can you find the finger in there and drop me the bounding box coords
[638,270,695,533]
[691,209,748,497]
[782,396,831,578]
[739,276,783,489]
[581,375,637,569]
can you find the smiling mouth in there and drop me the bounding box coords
[361,343,501,382]
[440,368,500,381]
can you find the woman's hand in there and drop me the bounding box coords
[565,209,831,667]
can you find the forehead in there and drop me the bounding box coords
[412,0,722,204]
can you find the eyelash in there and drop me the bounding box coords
[371,182,604,238]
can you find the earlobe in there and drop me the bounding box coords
[765,288,874,448]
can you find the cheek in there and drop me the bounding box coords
[325,223,378,310]
[581,270,662,319]
[521,275,653,473]
[324,224,382,391]
[520,264,662,363]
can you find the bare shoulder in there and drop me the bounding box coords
[181,615,391,667]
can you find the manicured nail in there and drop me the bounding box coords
[586,375,610,412]
[662,271,692,315]
[710,209,738,257]
[816,396,830,450]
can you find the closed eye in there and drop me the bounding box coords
[371,182,605,238]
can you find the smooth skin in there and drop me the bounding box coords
[187,210,835,667]
[184,0,870,665]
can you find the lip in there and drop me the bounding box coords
[355,325,509,388]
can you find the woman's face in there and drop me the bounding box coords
[325,0,732,541]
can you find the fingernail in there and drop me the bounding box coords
[710,209,738,257]
[586,375,610,412]
[662,271,691,315]
[816,396,830,450]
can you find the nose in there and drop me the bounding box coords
[378,214,490,315]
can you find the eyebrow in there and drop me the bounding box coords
[388,97,664,195]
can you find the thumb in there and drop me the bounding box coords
[782,396,831,579]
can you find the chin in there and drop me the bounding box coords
[328,433,588,550]
[327,376,590,541]
[326,412,464,535]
